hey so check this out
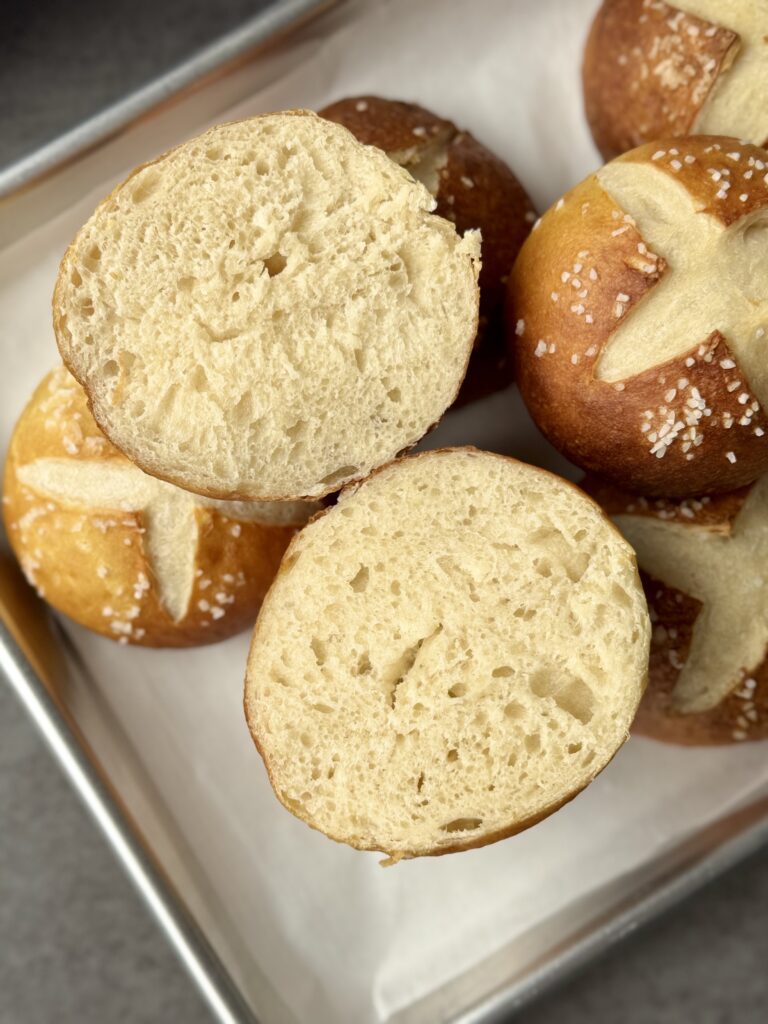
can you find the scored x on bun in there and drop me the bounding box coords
[510,135,768,498]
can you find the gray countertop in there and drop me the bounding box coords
[2,2,768,1021]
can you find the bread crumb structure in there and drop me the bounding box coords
[245,449,649,858]
[54,111,481,501]
[583,1,768,159]
[589,475,768,744]
[510,135,768,497]
[319,96,536,403]
[3,368,318,647]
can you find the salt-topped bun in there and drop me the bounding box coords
[319,96,536,403]
[245,448,649,859]
[510,135,768,498]
[54,111,481,501]
[583,0,768,160]
[588,474,768,745]
[3,368,317,647]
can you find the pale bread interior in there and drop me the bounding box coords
[17,457,314,622]
[614,473,768,713]
[595,160,768,415]
[55,112,480,500]
[669,1,768,142]
[246,449,649,857]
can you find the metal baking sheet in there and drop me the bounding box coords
[2,1,768,1022]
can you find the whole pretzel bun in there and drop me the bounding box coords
[583,0,768,160]
[587,474,768,745]
[319,96,536,403]
[3,368,318,647]
[509,135,768,498]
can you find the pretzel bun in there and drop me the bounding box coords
[510,135,768,498]
[53,111,480,502]
[319,96,536,404]
[245,448,649,859]
[3,368,318,647]
[587,474,768,745]
[583,0,768,160]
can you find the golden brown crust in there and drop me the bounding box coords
[244,446,645,857]
[510,136,768,498]
[319,96,536,404]
[582,0,739,160]
[3,369,302,647]
[585,474,768,744]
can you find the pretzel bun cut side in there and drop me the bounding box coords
[510,135,768,498]
[320,96,536,403]
[583,1,768,159]
[245,448,649,859]
[54,111,480,502]
[3,368,318,647]
[588,474,768,745]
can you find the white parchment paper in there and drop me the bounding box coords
[2,1,768,1022]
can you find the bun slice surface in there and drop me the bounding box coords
[54,111,480,501]
[245,448,650,858]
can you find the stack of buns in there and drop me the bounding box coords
[4,25,767,857]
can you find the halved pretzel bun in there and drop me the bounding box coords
[319,96,536,403]
[245,448,649,859]
[583,0,768,160]
[54,111,480,501]
[587,473,768,745]
[510,135,768,498]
